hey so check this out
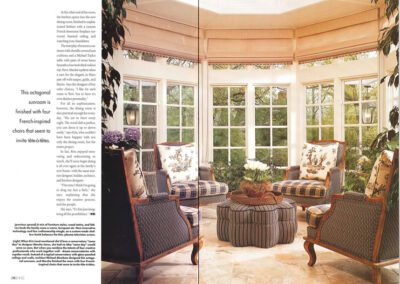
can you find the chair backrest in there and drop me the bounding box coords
[153,142,189,170]
[311,140,346,171]
[102,149,140,263]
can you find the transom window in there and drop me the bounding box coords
[123,79,158,174]
[212,86,246,165]
[344,78,378,150]
[166,84,195,142]
[305,83,334,141]
[254,86,288,166]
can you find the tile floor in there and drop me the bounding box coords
[101,204,399,284]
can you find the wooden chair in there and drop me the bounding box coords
[304,149,399,284]
[102,149,203,283]
[273,140,346,209]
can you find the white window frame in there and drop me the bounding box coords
[166,82,197,143]
[305,83,335,141]
[211,85,247,164]
[342,77,379,149]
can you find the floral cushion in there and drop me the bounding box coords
[299,142,339,181]
[306,204,331,228]
[124,149,147,198]
[157,143,198,184]
[365,150,393,198]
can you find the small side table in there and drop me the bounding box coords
[217,198,297,248]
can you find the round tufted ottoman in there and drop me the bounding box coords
[217,198,297,248]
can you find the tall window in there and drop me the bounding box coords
[305,83,334,141]
[123,79,158,175]
[254,86,288,166]
[344,78,378,150]
[212,86,246,165]
[166,84,195,142]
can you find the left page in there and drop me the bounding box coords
[0,1,101,283]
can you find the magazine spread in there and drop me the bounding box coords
[1,0,399,283]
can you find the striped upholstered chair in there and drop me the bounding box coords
[304,149,399,284]
[154,142,228,207]
[272,140,345,209]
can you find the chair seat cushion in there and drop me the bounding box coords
[180,206,202,227]
[272,180,327,198]
[171,180,229,200]
[305,204,331,228]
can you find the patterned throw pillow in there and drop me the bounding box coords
[299,142,339,181]
[124,149,147,198]
[157,143,198,184]
[365,150,393,198]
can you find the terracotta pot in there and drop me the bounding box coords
[239,181,272,197]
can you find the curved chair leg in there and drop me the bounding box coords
[304,241,316,266]
[372,267,381,284]
[191,237,204,265]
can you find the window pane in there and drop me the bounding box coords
[255,87,270,105]
[256,149,271,164]
[321,84,334,104]
[321,105,334,125]
[321,127,334,140]
[230,87,246,106]
[362,126,377,147]
[306,85,319,105]
[344,104,359,124]
[345,127,359,148]
[272,148,288,166]
[214,149,228,164]
[231,149,246,165]
[213,129,228,146]
[344,81,359,102]
[213,108,228,126]
[230,129,245,147]
[231,108,246,126]
[142,128,157,149]
[123,80,139,102]
[167,129,180,142]
[167,106,180,126]
[272,108,287,126]
[182,129,194,143]
[167,85,180,104]
[306,106,319,125]
[362,79,378,100]
[142,105,157,126]
[142,53,156,62]
[213,87,228,106]
[142,81,157,103]
[255,108,270,126]
[123,103,140,125]
[272,87,287,105]
[255,128,270,146]
[142,151,155,171]
[361,102,377,124]
[306,127,319,142]
[182,86,194,105]
[182,107,194,127]
[272,128,287,146]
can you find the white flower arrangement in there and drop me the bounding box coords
[243,160,271,183]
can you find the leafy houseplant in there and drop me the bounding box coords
[212,162,245,192]
[102,0,136,133]
[240,160,272,197]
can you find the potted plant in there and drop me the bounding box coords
[102,127,141,151]
[239,160,272,197]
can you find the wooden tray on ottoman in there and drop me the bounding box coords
[230,191,283,205]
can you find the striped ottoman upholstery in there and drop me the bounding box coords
[217,198,297,248]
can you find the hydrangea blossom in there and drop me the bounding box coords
[124,127,141,141]
[102,130,123,145]
[244,160,269,171]
[243,160,271,183]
